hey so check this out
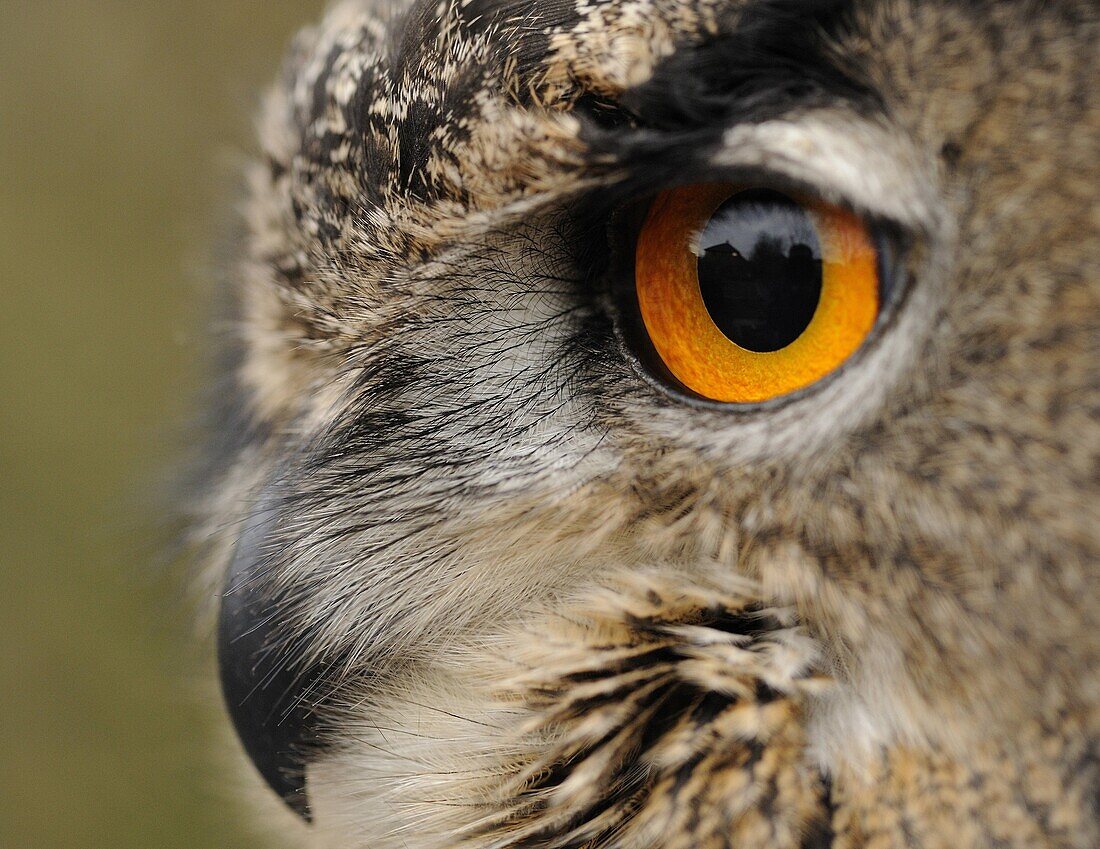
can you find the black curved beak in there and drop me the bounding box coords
[217,503,321,822]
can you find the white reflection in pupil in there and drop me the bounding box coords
[697,189,823,352]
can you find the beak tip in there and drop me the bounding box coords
[217,502,320,823]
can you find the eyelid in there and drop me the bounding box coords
[708,111,938,234]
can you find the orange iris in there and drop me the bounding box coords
[635,184,879,403]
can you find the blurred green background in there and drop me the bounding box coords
[1,3,324,847]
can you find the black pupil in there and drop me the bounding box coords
[697,189,822,352]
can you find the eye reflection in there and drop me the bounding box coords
[697,190,823,352]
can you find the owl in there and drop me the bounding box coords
[197,1,1099,847]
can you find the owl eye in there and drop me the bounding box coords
[632,183,882,404]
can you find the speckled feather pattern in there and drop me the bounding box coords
[469,574,831,849]
[197,1,1099,847]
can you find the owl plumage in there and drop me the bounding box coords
[198,1,1100,847]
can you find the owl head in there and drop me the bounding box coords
[201,1,1099,847]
